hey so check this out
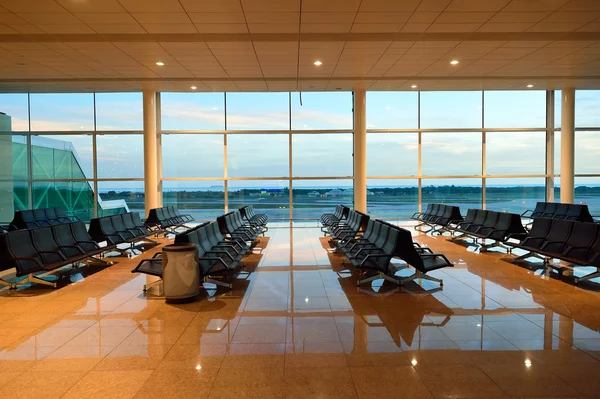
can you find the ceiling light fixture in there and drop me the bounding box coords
[314,60,322,66]
[450,60,459,65]
[527,84,534,88]
[191,86,197,90]
[411,84,418,89]
[156,61,164,66]
[524,359,532,368]
[411,359,418,366]
[195,365,202,371]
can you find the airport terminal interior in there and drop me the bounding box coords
[1,0,600,398]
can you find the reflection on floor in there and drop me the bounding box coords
[1,224,600,398]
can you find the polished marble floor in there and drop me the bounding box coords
[1,224,600,398]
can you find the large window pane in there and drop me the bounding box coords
[161,93,225,130]
[162,134,224,178]
[367,133,417,176]
[292,133,352,177]
[226,93,289,130]
[97,181,144,218]
[228,134,288,177]
[485,178,546,214]
[420,91,482,128]
[95,92,143,130]
[0,93,29,131]
[575,90,600,127]
[292,179,353,220]
[33,181,95,222]
[228,180,289,220]
[575,177,600,216]
[555,130,561,175]
[366,92,418,129]
[422,178,482,210]
[555,90,561,129]
[1,134,28,221]
[30,93,94,131]
[163,180,224,221]
[575,131,600,174]
[484,91,546,128]
[32,135,93,179]
[291,92,352,130]
[422,132,482,176]
[367,179,418,220]
[97,134,144,178]
[486,132,545,175]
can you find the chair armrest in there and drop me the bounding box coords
[206,250,234,261]
[38,250,67,260]
[59,244,85,254]
[198,256,228,268]
[12,256,44,267]
[521,209,533,217]
[360,253,392,267]
[213,244,239,255]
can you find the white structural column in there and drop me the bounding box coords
[560,88,575,203]
[353,89,367,212]
[143,91,159,214]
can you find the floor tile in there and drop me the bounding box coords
[350,366,433,398]
[415,364,508,398]
[62,370,153,399]
[284,367,357,398]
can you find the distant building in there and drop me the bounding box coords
[307,191,320,197]
[325,189,343,197]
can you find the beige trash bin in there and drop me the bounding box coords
[162,243,200,302]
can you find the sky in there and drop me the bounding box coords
[0,90,599,189]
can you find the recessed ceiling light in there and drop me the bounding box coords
[155,61,164,66]
[527,84,534,88]
[195,365,202,371]
[450,60,459,65]
[313,60,322,66]
[190,86,197,90]
[411,84,417,89]
[411,359,418,366]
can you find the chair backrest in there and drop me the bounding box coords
[481,211,499,228]
[33,209,49,225]
[543,202,558,216]
[587,226,600,263]
[1,230,43,275]
[381,226,399,254]
[554,203,570,218]
[462,209,477,224]
[52,223,76,247]
[494,212,512,230]
[165,207,177,219]
[373,222,390,248]
[122,213,137,229]
[21,210,38,226]
[429,204,440,216]
[132,212,145,227]
[44,207,59,221]
[531,202,547,216]
[394,227,425,271]
[30,226,65,263]
[544,219,573,244]
[99,217,118,235]
[210,221,226,241]
[529,217,553,238]
[110,215,127,232]
[472,210,488,226]
[439,206,453,220]
[362,219,376,241]
[565,222,598,255]
[155,208,168,223]
[423,204,433,216]
[55,207,68,218]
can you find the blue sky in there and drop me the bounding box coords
[1,90,599,188]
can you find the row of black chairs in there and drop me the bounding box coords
[522,202,594,223]
[132,221,252,291]
[411,204,463,234]
[145,206,194,234]
[217,210,266,244]
[9,207,80,230]
[320,205,350,229]
[450,209,528,251]
[338,218,453,287]
[240,205,268,230]
[89,213,158,256]
[506,218,600,284]
[0,222,113,289]
[324,209,370,243]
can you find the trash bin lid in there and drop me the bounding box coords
[162,243,197,252]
